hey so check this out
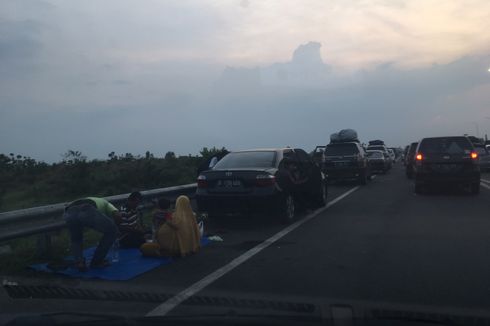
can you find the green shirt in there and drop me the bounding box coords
[85,197,118,217]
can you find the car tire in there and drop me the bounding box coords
[358,171,368,185]
[316,181,327,208]
[278,194,296,224]
[406,170,413,179]
[414,182,423,194]
[471,182,480,195]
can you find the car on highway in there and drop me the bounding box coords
[405,142,418,179]
[366,142,391,166]
[413,136,480,194]
[475,145,490,172]
[387,148,396,163]
[366,150,389,174]
[323,142,372,185]
[196,148,327,223]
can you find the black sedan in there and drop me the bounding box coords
[196,148,327,223]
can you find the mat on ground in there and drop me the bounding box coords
[30,237,210,281]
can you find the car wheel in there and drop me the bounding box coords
[414,182,423,194]
[471,183,480,195]
[279,194,295,224]
[316,181,327,208]
[358,171,368,185]
[406,170,413,179]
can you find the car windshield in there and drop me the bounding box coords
[419,137,473,154]
[325,144,359,156]
[367,151,383,158]
[213,151,277,169]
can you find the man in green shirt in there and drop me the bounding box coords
[64,197,126,271]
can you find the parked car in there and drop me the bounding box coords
[323,142,372,185]
[475,145,490,172]
[366,150,389,174]
[405,142,418,179]
[413,136,480,194]
[196,148,327,223]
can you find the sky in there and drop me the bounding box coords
[1,0,490,162]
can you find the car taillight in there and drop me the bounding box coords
[197,175,208,188]
[256,174,276,187]
[416,153,423,161]
[471,152,478,160]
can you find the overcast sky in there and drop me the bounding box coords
[1,0,490,162]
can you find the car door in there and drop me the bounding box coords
[294,148,319,195]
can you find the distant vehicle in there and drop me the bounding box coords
[366,150,389,174]
[323,142,372,185]
[403,145,410,165]
[366,144,391,169]
[405,142,418,179]
[413,136,480,194]
[387,148,396,163]
[196,148,327,223]
[474,145,490,172]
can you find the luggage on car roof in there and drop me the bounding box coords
[369,139,385,146]
[330,129,359,143]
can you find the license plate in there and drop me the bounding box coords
[217,179,241,187]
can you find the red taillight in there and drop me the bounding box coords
[416,153,423,161]
[471,152,478,159]
[197,175,208,188]
[256,174,276,187]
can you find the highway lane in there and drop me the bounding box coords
[165,165,490,314]
[2,164,490,322]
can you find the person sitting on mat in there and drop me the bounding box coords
[140,195,200,257]
[118,191,149,248]
[64,196,127,271]
[151,197,173,236]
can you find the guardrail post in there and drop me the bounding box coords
[36,234,52,258]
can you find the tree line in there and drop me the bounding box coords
[0,147,227,212]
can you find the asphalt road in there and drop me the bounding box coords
[2,163,490,323]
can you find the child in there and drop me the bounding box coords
[152,197,173,236]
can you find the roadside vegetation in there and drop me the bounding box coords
[0,147,226,212]
[0,147,226,274]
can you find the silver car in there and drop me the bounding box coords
[475,146,490,172]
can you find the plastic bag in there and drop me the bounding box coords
[198,221,204,237]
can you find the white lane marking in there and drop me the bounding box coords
[481,183,490,190]
[480,178,490,185]
[146,186,361,317]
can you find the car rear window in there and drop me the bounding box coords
[213,151,277,169]
[367,151,383,158]
[419,137,473,155]
[325,143,359,156]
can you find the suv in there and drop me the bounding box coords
[323,142,371,185]
[196,148,327,223]
[413,136,480,194]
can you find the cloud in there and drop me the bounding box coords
[1,1,490,161]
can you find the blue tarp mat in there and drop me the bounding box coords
[30,237,210,281]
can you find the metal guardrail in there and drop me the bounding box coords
[0,184,197,255]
